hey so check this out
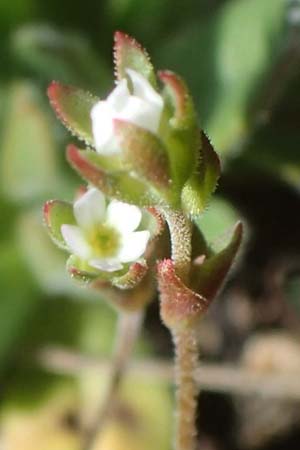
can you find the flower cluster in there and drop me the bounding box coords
[44,31,242,322]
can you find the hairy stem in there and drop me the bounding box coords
[161,207,199,450]
[173,328,199,450]
[162,208,192,282]
[83,310,144,450]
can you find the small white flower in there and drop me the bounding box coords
[91,69,163,154]
[61,188,150,272]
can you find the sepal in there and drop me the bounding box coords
[47,82,99,145]
[66,254,102,285]
[67,254,148,292]
[111,260,148,289]
[158,71,200,192]
[43,200,75,249]
[158,70,196,130]
[66,144,159,206]
[114,119,170,189]
[146,207,165,238]
[181,131,221,216]
[114,31,156,87]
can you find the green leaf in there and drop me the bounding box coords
[67,144,160,206]
[0,82,60,203]
[157,0,286,152]
[114,31,157,86]
[47,82,99,146]
[192,221,243,300]
[43,200,75,250]
[181,132,221,216]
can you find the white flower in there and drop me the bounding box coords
[61,188,150,272]
[91,69,163,154]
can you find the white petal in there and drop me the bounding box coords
[106,200,142,233]
[61,224,91,259]
[118,95,162,134]
[89,258,123,272]
[91,101,119,153]
[126,68,163,114]
[106,79,130,111]
[74,188,106,230]
[118,230,150,263]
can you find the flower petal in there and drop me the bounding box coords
[127,69,163,112]
[61,224,91,259]
[89,258,123,272]
[117,95,161,134]
[91,101,119,153]
[74,188,106,230]
[107,78,130,110]
[106,200,142,233]
[118,230,150,263]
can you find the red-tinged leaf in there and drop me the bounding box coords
[114,119,170,189]
[113,31,156,86]
[158,70,196,129]
[112,261,148,289]
[157,258,208,330]
[47,81,99,145]
[43,199,75,249]
[67,144,158,206]
[192,221,243,299]
[181,131,221,216]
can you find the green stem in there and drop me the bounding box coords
[83,310,144,450]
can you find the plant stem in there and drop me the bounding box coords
[83,309,144,450]
[173,328,199,450]
[162,208,192,282]
[162,207,199,450]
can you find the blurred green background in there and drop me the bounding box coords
[1,0,300,449]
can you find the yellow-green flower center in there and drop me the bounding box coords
[88,224,120,257]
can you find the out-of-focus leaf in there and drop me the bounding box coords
[0,81,61,204]
[17,210,77,296]
[230,125,300,188]
[195,196,240,248]
[11,25,110,92]
[0,0,37,31]
[109,0,170,48]
[157,0,286,152]
[0,242,38,368]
